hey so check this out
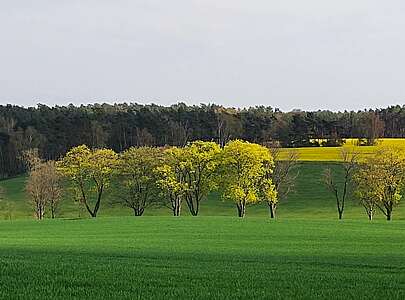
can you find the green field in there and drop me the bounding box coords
[1,217,404,299]
[1,161,405,298]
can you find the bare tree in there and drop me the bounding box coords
[0,117,16,134]
[22,148,42,171]
[267,148,299,218]
[215,108,243,147]
[367,113,385,145]
[322,148,359,220]
[26,166,47,220]
[168,121,191,147]
[44,161,63,218]
[90,121,108,148]
[135,128,155,147]
[26,160,62,220]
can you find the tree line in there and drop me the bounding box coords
[2,102,404,178]
[24,140,404,221]
[25,140,296,219]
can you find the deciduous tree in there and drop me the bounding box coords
[216,108,243,147]
[266,148,299,218]
[353,162,381,221]
[219,140,275,217]
[45,161,63,219]
[180,141,220,216]
[57,145,117,218]
[358,147,405,220]
[322,148,358,220]
[26,160,62,220]
[156,149,185,216]
[115,147,163,216]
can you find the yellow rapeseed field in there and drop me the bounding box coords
[278,138,405,161]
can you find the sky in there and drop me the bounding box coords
[1,0,405,111]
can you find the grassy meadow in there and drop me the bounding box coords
[0,162,405,220]
[2,161,405,220]
[1,142,405,298]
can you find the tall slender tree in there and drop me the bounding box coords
[322,148,359,220]
[26,160,62,220]
[265,148,299,218]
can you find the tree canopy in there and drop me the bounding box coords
[115,146,163,216]
[57,145,118,218]
[219,140,276,217]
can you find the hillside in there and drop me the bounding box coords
[1,161,404,221]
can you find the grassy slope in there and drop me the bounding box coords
[1,162,404,220]
[1,159,405,298]
[0,176,31,219]
[0,217,404,299]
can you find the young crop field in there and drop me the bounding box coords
[1,158,405,299]
[0,217,404,299]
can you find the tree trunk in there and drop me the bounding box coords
[194,199,200,216]
[338,209,343,220]
[185,196,198,216]
[37,202,45,220]
[237,203,245,217]
[51,203,55,219]
[268,203,276,219]
[90,186,104,218]
[368,207,374,221]
[386,209,392,221]
[175,201,181,216]
[133,207,144,216]
[172,198,181,216]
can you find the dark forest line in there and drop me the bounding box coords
[0,102,403,177]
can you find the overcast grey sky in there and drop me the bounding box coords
[1,1,405,111]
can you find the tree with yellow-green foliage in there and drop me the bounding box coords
[156,141,221,216]
[181,141,221,216]
[156,147,185,216]
[115,146,164,216]
[258,162,278,219]
[219,140,275,217]
[353,161,381,221]
[57,145,118,218]
[354,147,405,221]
